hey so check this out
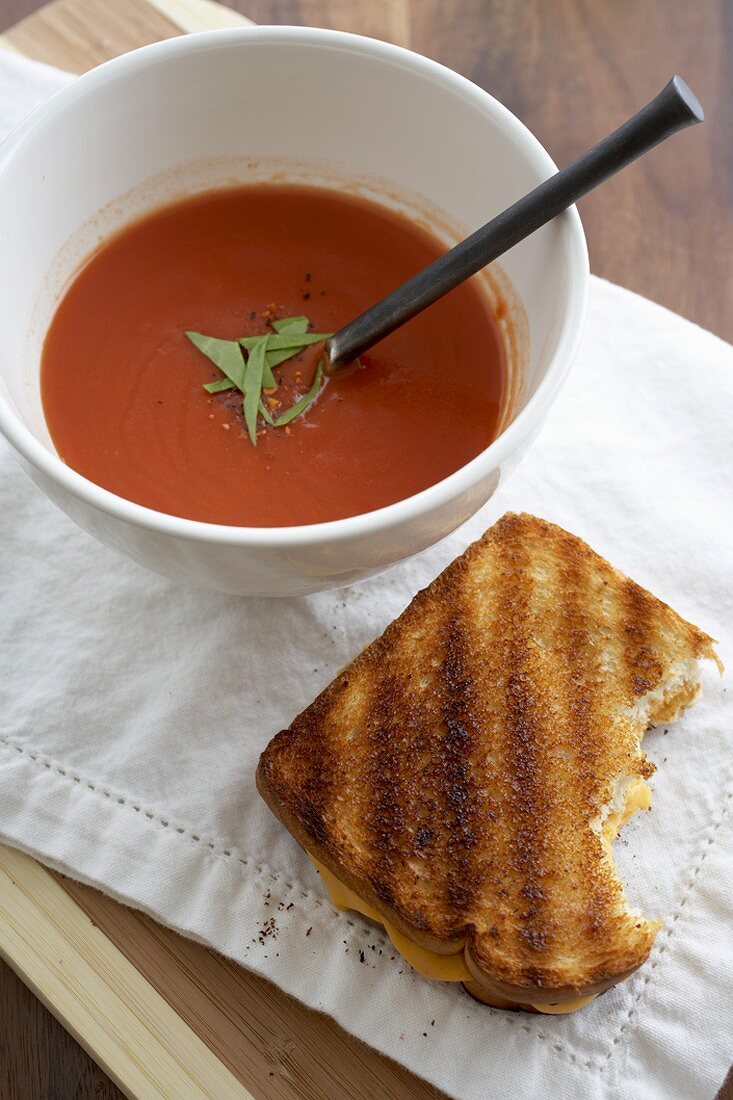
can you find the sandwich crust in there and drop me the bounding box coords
[257,513,718,1007]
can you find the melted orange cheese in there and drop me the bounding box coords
[308,779,651,1014]
[603,778,652,847]
[380,922,472,982]
[312,856,471,981]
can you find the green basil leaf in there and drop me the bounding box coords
[264,346,305,371]
[243,338,267,446]
[271,316,309,335]
[188,332,247,392]
[240,331,331,353]
[260,338,277,390]
[258,398,275,426]
[273,362,324,427]
[203,377,236,394]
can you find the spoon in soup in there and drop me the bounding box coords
[322,75,703,377]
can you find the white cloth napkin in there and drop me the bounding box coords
[1,53,731,1100]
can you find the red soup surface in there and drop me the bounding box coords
[42,186,504,526]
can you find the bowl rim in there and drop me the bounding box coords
[0,24,589,548]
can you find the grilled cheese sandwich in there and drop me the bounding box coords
[258,514,719,1012]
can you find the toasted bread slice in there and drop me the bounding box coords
[257,513,719,1011]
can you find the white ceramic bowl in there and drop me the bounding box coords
[0,27,588,596]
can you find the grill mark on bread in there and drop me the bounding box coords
[497,523,552,971]
[364,624,441,913]
[435,569,480,924]
[287,688,342,850]
[363,648,400,908]
[457,536,513,968]
[554,533,617,946]
[505,654,549,963]
[366,606,458,924]
[620,578,664,697]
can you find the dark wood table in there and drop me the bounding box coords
[0,2,730,1097]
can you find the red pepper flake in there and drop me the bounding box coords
[260,302,279,321]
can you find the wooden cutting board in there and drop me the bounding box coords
[0,10,445,1099]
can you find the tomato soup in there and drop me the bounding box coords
[41,186,504,526]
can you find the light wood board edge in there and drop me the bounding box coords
[0,0,251,73]
[147,0,253,32]
[0,844,254,1100]
[0,34,23,53]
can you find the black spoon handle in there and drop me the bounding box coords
[325,76,703,373]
